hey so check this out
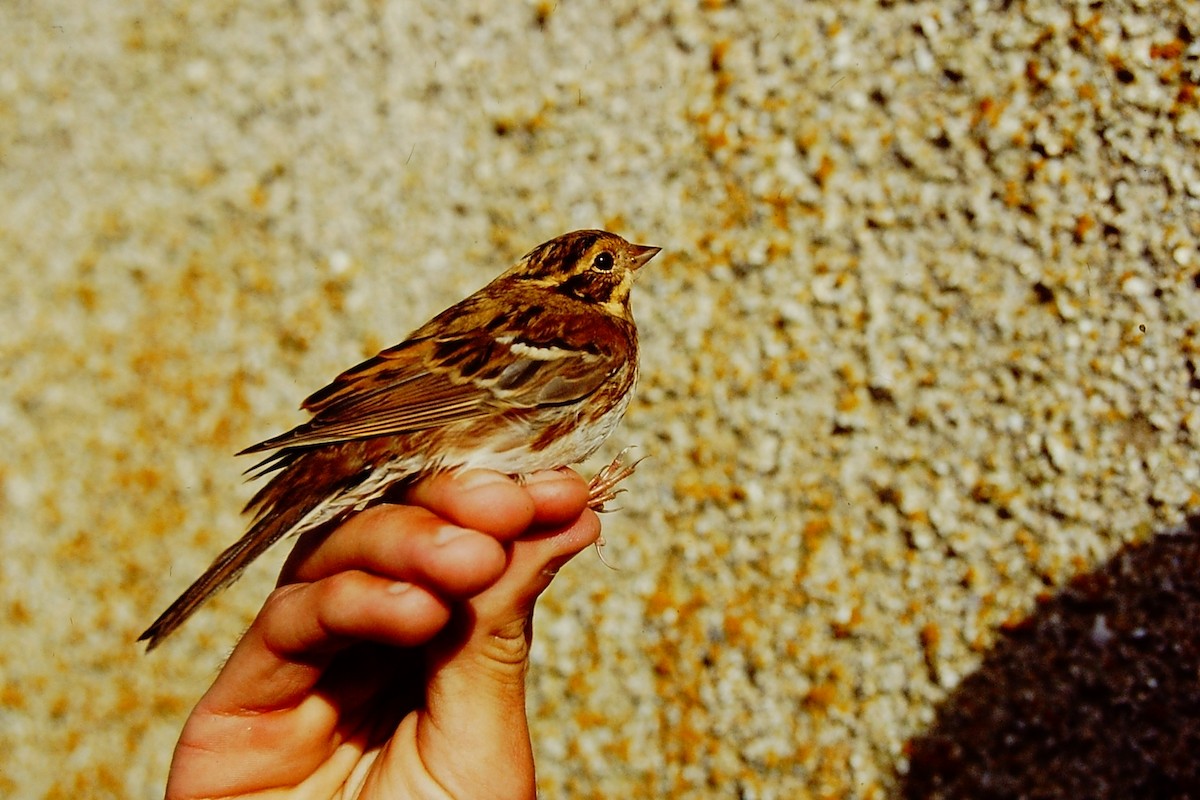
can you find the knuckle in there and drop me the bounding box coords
[315,570,364,608]
[261,582,305,615]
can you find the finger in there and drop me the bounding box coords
[402,470,535,539]
[409,510,602,796]
[262,574,451,659]
[201,573,451,715]
[522,468,592,528]
[402,468,589,540]
[281,504,507,597]
[462,508,602,643]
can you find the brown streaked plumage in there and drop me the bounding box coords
[139,229,659,649]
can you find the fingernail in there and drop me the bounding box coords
[457,470,512,490]
[523,469,576,485]
[541,555,571,578]
[434,525,473,546]
[387,581,414,595]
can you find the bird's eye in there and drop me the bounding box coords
[592,251,614,272]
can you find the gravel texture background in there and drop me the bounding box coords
[2,1,1198,797]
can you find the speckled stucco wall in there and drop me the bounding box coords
[2,1,1198,797]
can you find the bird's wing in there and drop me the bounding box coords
[239,323,627,454]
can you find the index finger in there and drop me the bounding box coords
[403,468,590,538]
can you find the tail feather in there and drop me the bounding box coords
[140,444,386,650]
[138,510,298,650]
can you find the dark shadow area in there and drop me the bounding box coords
[903,518,1200,799]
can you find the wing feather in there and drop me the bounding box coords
[240,314,630,455]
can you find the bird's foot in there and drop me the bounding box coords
[586,447,645,570]
[587,446,643,512]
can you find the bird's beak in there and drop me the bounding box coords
[629,244,661,270]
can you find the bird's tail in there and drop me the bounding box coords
[138,511,296,650]
[139,446,381,650]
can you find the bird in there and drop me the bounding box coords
[139,229,659,649]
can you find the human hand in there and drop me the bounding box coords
[164,468,599,800]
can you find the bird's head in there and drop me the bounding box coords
[512,229,660,316]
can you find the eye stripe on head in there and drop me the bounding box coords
[559,232,601,270]
[523,231,601,272]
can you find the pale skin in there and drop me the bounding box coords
[165,468,600,800]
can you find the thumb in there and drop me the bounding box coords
[416,510,601,797]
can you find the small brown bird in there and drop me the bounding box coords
[140,229,659,649]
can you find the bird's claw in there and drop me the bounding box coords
[586,446,645,571]
[587,446,644,512]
